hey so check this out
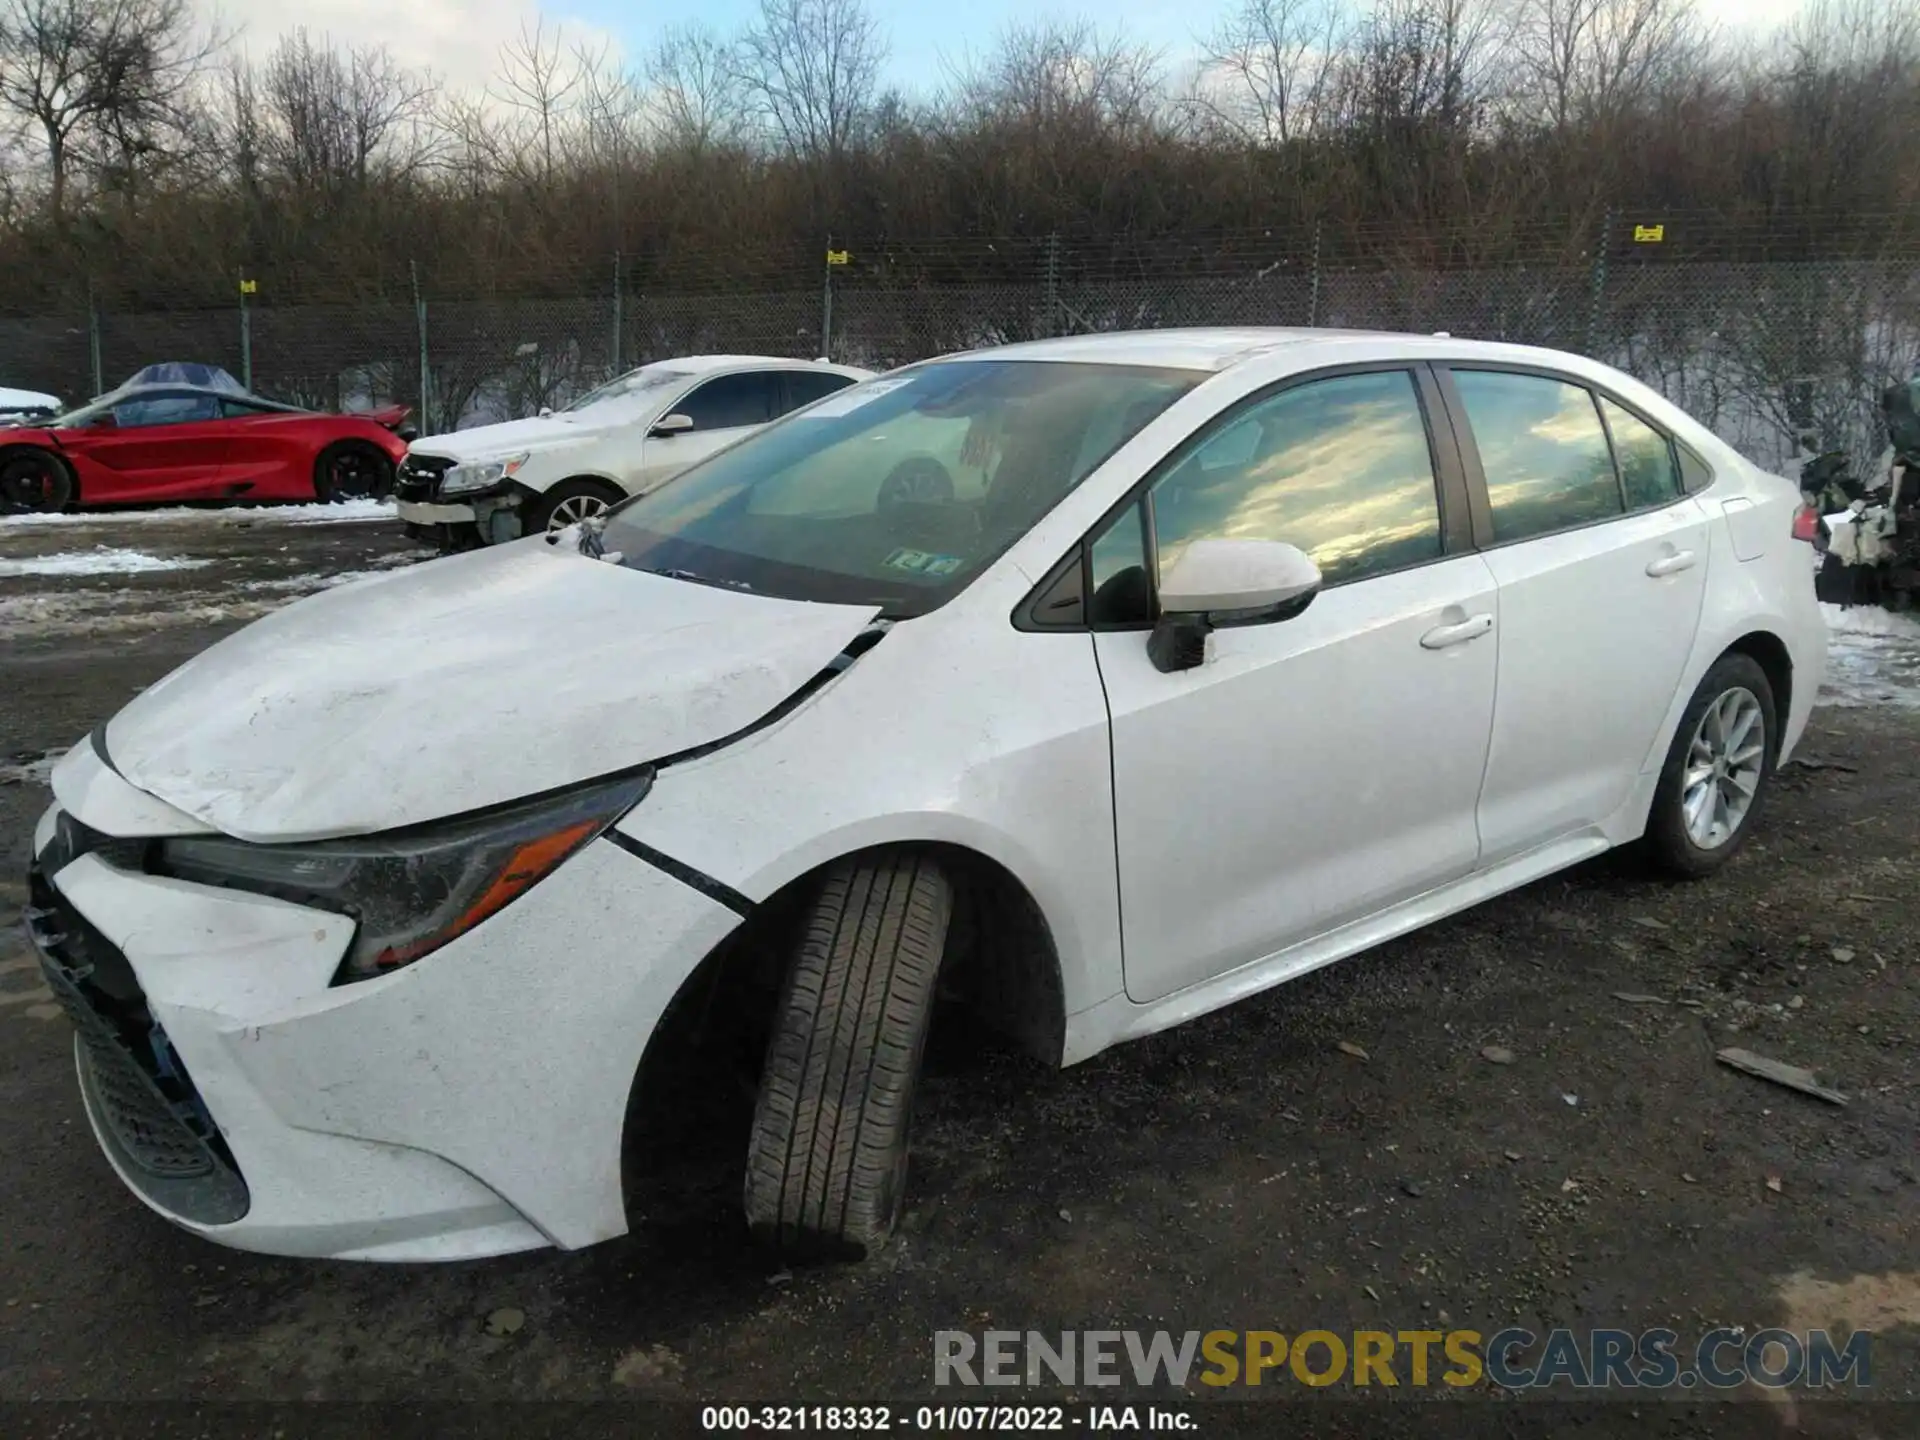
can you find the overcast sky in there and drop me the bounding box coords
[220,0,1822,97]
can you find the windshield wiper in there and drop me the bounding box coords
[646,566,755,593]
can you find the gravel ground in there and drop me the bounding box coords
[0,508,1914,1437]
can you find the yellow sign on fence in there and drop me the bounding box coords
[239,278,258,294]
[1632,224,1665,243]
[826,249,851,266]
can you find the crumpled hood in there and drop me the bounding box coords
[104,542,879,842]
[409,412,619,461]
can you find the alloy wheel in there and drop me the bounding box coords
[1681,686,1766,850]
[546,493,611,533]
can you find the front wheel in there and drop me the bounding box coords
[0,450,74,513]
[524,477,625,539]
[1642,653,1777,879]
[744,851,953,1261]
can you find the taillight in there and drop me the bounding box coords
[1791,505,1819,542]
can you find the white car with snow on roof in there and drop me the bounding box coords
[28,328,1822,1263]
[395,355,873,547]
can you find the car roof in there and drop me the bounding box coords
[664,355,870,377]
[936,327,1600,376]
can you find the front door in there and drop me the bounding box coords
[62,390,232,502]
[1092,367,1502,1005]
[628,370,779,494]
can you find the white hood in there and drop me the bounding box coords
[409,411,629,461]
[103,542,879,842]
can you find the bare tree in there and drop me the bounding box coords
[0,0,218,222]
[1512,0,1706,131]
[493,18,583,187]
[647,21,746,151]
[260,31,437,197]
[736,0,884,166]
[1188,0,1346,145]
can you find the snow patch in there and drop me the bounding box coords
[1820,603,1920,710]
[0,498,396,529]
[0,747,65,786]
[0,547,211,577]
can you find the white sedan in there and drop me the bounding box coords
[27,328,1823,1263]
[395,354,873,545]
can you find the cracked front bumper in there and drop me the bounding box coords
[28,805,744,1261]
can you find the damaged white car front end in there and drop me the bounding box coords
[27,541,881,1259]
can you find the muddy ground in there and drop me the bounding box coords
[0,510,1914,1438]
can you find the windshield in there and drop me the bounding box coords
[48,396,116,428]
[601,359,1201,617]
[562,365,691,417]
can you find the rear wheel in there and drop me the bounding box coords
[525,477,625,538]
[313,441,393,502]
[1642,653,1776,879]
[0,449,73,513]
[744,851,953,1261]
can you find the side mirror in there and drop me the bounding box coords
[538,406,554,418]
[1147,538,1323,674]
[91,412,119,430]
[650,412,694,438]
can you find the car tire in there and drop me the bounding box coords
[313,442,394,502]
[525,478,626,539]
[0,449,74,513]
[1642,653,1777,880]
[744,851,953,1261]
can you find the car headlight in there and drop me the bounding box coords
[153,771,651,984]
[440,453,531,495]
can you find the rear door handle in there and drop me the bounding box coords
[1646,550,1697,578]
[1420,613,1494,649]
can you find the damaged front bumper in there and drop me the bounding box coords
[396,491,524,546]
[27,800,745,1261]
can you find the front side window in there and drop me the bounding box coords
[1600,397,1679,509]
[1453,371,1622,543]
[1145,369,1445,589]
[602,360,1200,616]
[674,372,777,430]
[111,392,220,428]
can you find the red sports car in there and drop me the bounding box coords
[0,382,412,514]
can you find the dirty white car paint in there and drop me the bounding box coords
[29,328,1825,1260]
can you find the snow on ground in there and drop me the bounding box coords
[0,747,65,787]
[1819,602,1920,710]
[0,547,212,577]
[0,498,396,528]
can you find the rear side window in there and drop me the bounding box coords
[782,370,856,414]
[676,372,777,430]
[114,392,220,427]
[1453,371,1622,543]
[1599,398,1679,509]
[1676,441,1714,494]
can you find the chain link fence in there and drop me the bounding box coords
[5,220,1917,471]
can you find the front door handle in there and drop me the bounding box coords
[1420,613,1495,649]
[1646,550,1697,578]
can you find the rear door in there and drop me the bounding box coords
[628,370,780,493]
[1439,365,1711,863]
[60,390,233,502]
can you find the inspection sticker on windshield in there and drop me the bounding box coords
[801,376,912,417]
[884,548,963,577]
